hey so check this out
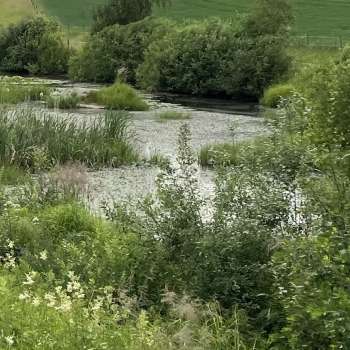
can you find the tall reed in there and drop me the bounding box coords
[0,107,138,170]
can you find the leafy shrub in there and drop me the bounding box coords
[46,92,80,109]
[271,228,350,349]
[0,107,138,170]
[137,19,290,98]
[92,0,169,33]
[0,17,69,75]
[87,82,149,111]
[261,83,295,108]
[302,55,350,147]
[69,17,173,83]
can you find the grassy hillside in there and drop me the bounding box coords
[0,0,35,27]
[1,0,350,38]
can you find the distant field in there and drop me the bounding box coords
[1,0,350,38]
[0,0,34,27]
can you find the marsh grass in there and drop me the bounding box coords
[46,92,80,109]
[199,143,240,167]
[0,107,138,170]
[0,84,50,105]
[0,164,30,185]
[156,110,191,122]
[86,83,149,111]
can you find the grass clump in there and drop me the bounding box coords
[261,83,295,108]
[87,82,149,111]
[199,143,240,167]
[46,92,80,109]
[156,110,191,121]
[0,164,30,185]
[0,83,50,105]
[0,107,138,170]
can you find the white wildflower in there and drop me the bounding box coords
[44,292,56,307]
[32,217,39,224]
[32,297,41,307]
[39,250,48,261]
[23,271,37,285]
[18,291,31,301]
[4,335,14,346]
[7,240,14,249]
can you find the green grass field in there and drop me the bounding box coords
[1,0,350,38]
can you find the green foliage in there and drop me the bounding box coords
[261,83,295,108]
[302,55,350,147]
[0,79,50,104]
[46,92,80,109]
[0,17,69,75]
[137,18,290,98]
[92,0,170,33]
[271,228,350,349]
[0,165,30,185]
[244,0,293,37]
[87,82,149,111]
[199,143,240,167]
[0,107,138,170]
[156,110,191,121]
[69,17,172,83]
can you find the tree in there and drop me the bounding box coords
[244,0,293,37]
[92,0,170,33]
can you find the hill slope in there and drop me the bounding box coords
[1,0,350,38]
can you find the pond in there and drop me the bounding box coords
[10,77,268,214]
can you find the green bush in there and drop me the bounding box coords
[46,92,80,109]
[271,228,350,349]
[0,107,138,170]
[87,82,149,111]
[0,17,69,75]
[69,17,172,83]
[261,83,295,108]
[137,19,290,98]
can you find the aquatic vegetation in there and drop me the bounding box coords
[87,82,149,111]
[0,83,50,105]
[0,107,138,170]
[46,92,81,109]
[156,110,191,121]
[199,142,240,167]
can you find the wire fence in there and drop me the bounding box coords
[291,35,350,49]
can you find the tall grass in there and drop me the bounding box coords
[87,83,149,111]
[0,107,138,170]
[0,84,50,104]
[46,92,80,109]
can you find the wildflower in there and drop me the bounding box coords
[44,293,56,307]
[18,291,31,301]
[32,297,41,307]
[4,335,14,346]
[3,254,16,269]
[23,271,37,285]
[32,217,39,224]
[7,240,14,249]
[39,250,48,261]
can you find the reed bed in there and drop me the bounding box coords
[0,107,138,170]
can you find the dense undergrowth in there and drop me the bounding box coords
[1,45,350,345]
[0,1,349,348]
